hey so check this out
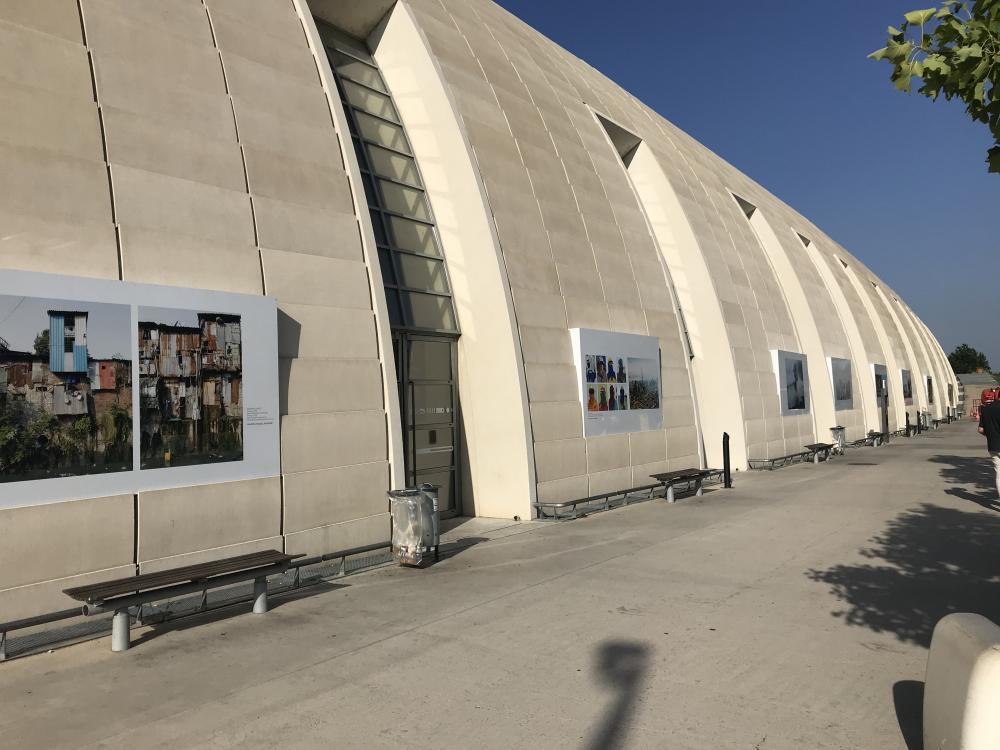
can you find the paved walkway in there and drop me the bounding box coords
[2,421,998,750]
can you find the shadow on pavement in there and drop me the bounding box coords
[807,503,1000,647]
[893,680,924,750]
[928,454,1000,510]
[585,640,651,750]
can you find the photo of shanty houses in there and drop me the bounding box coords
[138,309,243,469]
[0,297,132,482]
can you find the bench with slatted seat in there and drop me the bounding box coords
[64,549,302,653]
[650,468,722,503]
[803,442,835,464]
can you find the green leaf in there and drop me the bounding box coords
[904,8,937,24]
[923,54,952,74]
[869,46,890,61]
[955,43,984,62]
[888,25,905,38]
[975,81,986,102]
[988,147,1000,173]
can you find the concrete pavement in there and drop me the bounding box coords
[2,420,998,750]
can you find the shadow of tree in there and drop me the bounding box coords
[584,640,651,750]
[928,454,999,510]
[807,503,1000,647]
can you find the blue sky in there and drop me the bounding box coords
[495,0,999,367]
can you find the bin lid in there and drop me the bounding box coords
[418,483,440,491]
[387,488,422,498]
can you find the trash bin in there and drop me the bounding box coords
[418,483,441,555]
[388,487,439,566]
[830,425,846,455]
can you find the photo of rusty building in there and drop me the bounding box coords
[1,305,132,482]
[138,311,243,469]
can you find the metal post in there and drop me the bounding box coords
[723,432,732,489]
[111,609,130,652]
[906,412,912,437]
[252,576,268,614]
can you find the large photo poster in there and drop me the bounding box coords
[773,350,810,415]
[828,357,854,411]
[901,369,914,405]
[0,270,279,509]
[1,297,133,482]
[572,329,662,437]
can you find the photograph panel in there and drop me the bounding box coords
[138,307,243,470]
[627,357,660,410]
[831,357,853,410]
[0,294,133,482]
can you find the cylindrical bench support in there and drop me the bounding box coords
[252,576,268,614]
[695,479,704,497]
[666,485,675,503]
[111,609,130,652]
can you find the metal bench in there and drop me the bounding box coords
[64,549,302,653]
[803,443,835,464]
[748,451,812,470]
[651,468,722,503]
[532,483,664,521]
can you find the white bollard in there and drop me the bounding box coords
[111,609,130,652]
[924,613,1000,750]
[252,576,268,614]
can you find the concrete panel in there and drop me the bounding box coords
[223,53,331,124]
[102,106,247,192]
[630,430,668,466]
[0,565,136,623]
[254,196,362,261]
[0,20,93,99]
[509,286,567,329]
[139,536,284,575]
[0,207,118,279]
[282,461,389,533]
[244,143,353,211]
[111,164,255,247]
[84,10,225,96]
[0,494,133,590]
[280,410,387,474]
[535,474,589,504]
[524,363,578,404]
[0,141,111,222]
[208,0,307,46]
[0,78,103,158]
[283,512,391,558]
[232,99,342,169]
[533,438,587,483]
[588,466,633,496]
[0,0,82,42]
[529,401,583,442]
[586,434,630,474]
[924,613,1000,750]
[279,358,384,415]
[210,10,317,81]
[518,326,573,365]
[137,477,281,562]
[119,225,263,294]
[93,55,236,140]
[277,304,378,360]
[84,0,214,46]
[261,248,371,309]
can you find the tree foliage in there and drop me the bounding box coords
[870,1,1000,172]
[948,342,991,372]
[33,329,49,358]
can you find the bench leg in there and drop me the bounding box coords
[813,451,820,465]
[695,479,704,497]
[111,609,130,653]
[666,485,675,503]
[252,576,268,614]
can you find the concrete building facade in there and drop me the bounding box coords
[0,0,956,622]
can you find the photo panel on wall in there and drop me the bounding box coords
[571,329,663,437]
[773,350,810,415]
[829,357,853,411]
[0,269,279,509]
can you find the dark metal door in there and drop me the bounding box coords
[875,371,890,435]
[393,333,460,518]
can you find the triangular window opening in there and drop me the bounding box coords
[732,194,757,220]
[796,232,811,248]
[594,113,642,167]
